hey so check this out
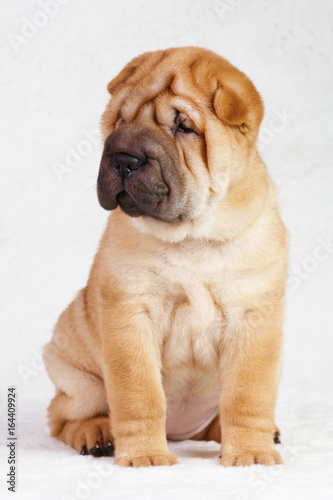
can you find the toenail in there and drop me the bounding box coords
[80,445,88,455]
[105,441,115,457]
[274,432,281,444]
[90,443,104,457]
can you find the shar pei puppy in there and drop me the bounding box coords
[43,47,288,467]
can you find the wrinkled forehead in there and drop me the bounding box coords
[105,49,216,128]
[133,91,205,132]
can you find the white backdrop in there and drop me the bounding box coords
[1,1,333,499]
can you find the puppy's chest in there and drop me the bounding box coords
[145,255,228,422]
[155,277,223,423]
[151,264,224,369]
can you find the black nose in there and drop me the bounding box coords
[114,153,140,178]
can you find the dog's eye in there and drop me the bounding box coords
[177,122,194,134]
[174,112,195,135]
[172,109,196,134]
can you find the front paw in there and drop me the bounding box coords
[221,447,283,467]
[116,451,178,467]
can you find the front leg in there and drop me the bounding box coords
[101,296,177,467]
[220,296,284,466]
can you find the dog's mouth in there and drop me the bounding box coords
[116,190,145,217]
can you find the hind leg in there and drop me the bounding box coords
[48,392,114,456]
[191,415,221,443]
[43,329,113,457]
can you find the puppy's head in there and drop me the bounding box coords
[98,47,264,240]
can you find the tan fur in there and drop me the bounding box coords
[43,47,288,467]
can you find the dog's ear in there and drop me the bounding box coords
[107,65,137,95]
[107,50,164,95]
[213,77,264,137]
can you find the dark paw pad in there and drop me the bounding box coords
[274,431,281,444]
[80,445,88,456]
[90,442,104,457]
[105,441,115,457]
